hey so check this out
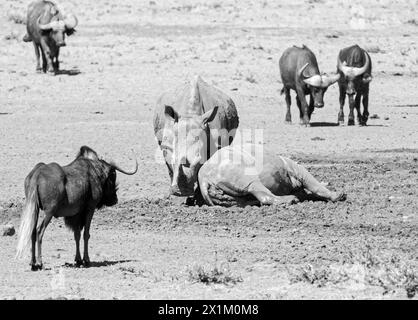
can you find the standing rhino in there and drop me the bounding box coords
[198,143,346,207]
[23,1,78,74]
[153,76,239,197]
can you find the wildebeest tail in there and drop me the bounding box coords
[280,87,285,95]
[15,186,39,259]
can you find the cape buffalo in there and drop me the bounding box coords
[279,45,340,126]
[337,45,372,126]
[153,75,239,197]
[16,146,138,270]
[198,143,346,207]
[23,1,78,74]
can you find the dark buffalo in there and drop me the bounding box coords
[153,75,239,197]
[15,146,138,270]
[337,45,372,126]
[279,45,340,126]
[23,1,78,74]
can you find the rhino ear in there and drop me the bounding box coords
[164,105,178,122]
[201,106,218,125]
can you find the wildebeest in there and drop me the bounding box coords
[15,146,138,270]
[198,143,346,207]
[153,75,239,197]
[23,1,78,74]
[337,45,372,126]
[279,45,340,126]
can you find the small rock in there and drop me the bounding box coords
[370,114,379,119]
[1,224,15,236]
[384,116,389,120]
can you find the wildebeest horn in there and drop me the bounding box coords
[112,156,138,175]
[64,13,78,29]
[321,73,341,87]
[338,52,370,78]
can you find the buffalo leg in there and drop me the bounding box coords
[74,227,82,266]
[338,84,346,124]
[40,47,47,73]
[53,48,60,72]
[308,95,314,120]
[33,42,41,73]
[354,93,362,125]
[40,39,55,74]
[248,181,299,206]
[362,86,370,125]
[284,88,292,123]
[347,94,355,126]
[82,210,94,267]
[35,213,52,269]
[296,88,310,126]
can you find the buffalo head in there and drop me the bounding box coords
[38,12,78,47]
[298,63,340,108]
[337,52,372,96]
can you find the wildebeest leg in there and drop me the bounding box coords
[338,84,346,124]
[33,42,41,73]
[248,181,299,206]
[35,213,52,270]
[30,227,37,271]
[354,93,362,125]
[347,94,355,126]
[296,88,310,126]
[361,86,370,125]
[40,39,55,74]
[82,209,94,267]
[290,161,346,202]
[73,227,82,266]
[308,95,314,120]
[284,88,292,123]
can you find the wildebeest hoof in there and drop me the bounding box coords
[47,70,55,76]
[347,119,355,126]
[36,67,42,73]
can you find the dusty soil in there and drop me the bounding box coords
[0,0,417,299]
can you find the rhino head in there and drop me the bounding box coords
[164,105,219,197]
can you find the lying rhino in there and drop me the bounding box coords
[153,75,239,197]
[198,143,346,207]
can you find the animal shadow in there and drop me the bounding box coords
[309,122,340,127]
[55,69,81,76]
[63,259,136,269]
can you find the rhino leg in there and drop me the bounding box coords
[248,181,299,206]
[291,161,346,202]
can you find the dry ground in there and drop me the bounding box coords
[0,0,417,299]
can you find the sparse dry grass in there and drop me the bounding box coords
[290,245,418,298]
[7,9,26,25]
[187,262,243,285]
